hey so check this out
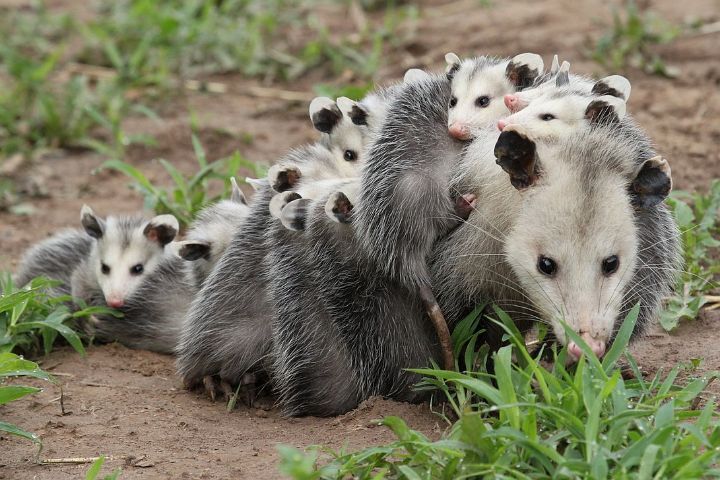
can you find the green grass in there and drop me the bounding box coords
[103,134,266,228]
[278,306,720,479]
[592,1,682,77]
[85,456,121,480]
[0,352,54,457]
[661,180,720,330]
[0,274,118,357]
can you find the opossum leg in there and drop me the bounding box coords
[418,285,454,371]
[219,380,234,400]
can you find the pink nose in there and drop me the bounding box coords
[504,94,519,111]
[497,119,507,131]
[107,298,124,308]
[448,123,472,140]
[568,335,606,361]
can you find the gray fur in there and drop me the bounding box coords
[14,230,93,297]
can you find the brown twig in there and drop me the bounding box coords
[418,285,454,371]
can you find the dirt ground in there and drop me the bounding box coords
[1,0,720,478]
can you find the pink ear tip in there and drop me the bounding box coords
[497,120,507,131]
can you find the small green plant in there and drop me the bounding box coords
[0,352,54,455]
[592,1,681,76]
[103,134,265,228]
[0,275,117,356]
[661,180,720,330]
[279,306,720,479]
[85,455,122,480]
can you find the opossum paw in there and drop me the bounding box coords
[202,375,219,402]
[269,191,302,219]
[268,165,302,192]
[324,191,354,223]
[280,198,312,231]
[453,193,477,221]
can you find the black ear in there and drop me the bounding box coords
[505,53,544,89]
[584,96,625,125]
[178,241,212,261]
[309,97,342,134]
[349,105,368,126]
[81,205,105,239]
[630,156,672,208]
[591,75,631,100]
[494,129,539,190]
[144,214,179,246]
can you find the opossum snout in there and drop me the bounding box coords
[503,94,519,112]
[106,296,125,308]
[568,332,606,361]
[448,123,472,140]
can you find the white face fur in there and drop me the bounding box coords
[500,92,626,141]
[503,158,638,358]
[82,206,178,308]
[447,61,515,138]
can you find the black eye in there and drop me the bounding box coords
[475,96,490,108]
[101,263,110,275]
[130,264,144,275]
[449,96,458,108]
[343,150,357,161]
[541,113,556,121]
[601,255,619,276]
[537,256,557,277]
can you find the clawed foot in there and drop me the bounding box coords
[268,165,302,192]
[325,191,354,223]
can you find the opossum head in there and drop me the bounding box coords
[445,52,544,140]
[498,90,627,141]
[81,205,179,308]
[504,62,631,114]
[309,96,370,176]
[495,127,672,360]
[175,183,251,287]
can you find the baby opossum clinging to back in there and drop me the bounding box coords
[175,178,251,289]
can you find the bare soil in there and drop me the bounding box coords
[1,0,719,478]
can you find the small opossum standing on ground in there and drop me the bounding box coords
[174,178,251,289]
[16,205,186,353]
[68,206,190,353]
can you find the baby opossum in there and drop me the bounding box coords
[68,206,189,353]
[175,178,251,289]
[16,205,185,353]
[444,52,544,140]
[355,53,545,290]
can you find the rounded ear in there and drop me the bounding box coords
[630,156,672,208]
[230,177,247,205]
[403,68,430,84]
[81,205,105,239]
[176,240,212,261]
[550,54,560,74]
[309,97,342,134]
[506,53,544,89]
[592,75,631,101]
[445,52,461,79]
[337,96,369,126]
[144,214,179,246]
[584,95,626,124]
[494,126,540,190]
[555,61,570,87]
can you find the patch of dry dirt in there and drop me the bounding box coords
[1,0,720,478]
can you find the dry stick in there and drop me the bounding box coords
[418,285,454,371]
